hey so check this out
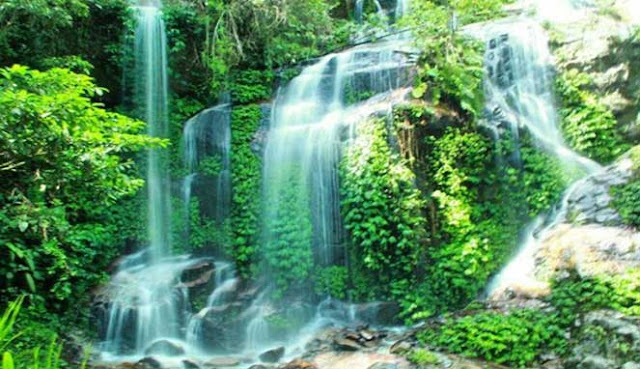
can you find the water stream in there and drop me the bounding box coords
[475,19,603,296]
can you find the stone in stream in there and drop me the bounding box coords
[144,339,186,357]
[204,357,241,367]
[334,337,362,351]
[248,365,271,369]
[259,346,285,363]
[136,357,163,369]
[368,363,399,369]
[183,359,201,369]
[389,340,412,355]
[279,359,318,369]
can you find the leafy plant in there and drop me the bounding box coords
[341,118,427,299]
[611,181,640,227]
[420,310,565,367]
[555,69,629,163]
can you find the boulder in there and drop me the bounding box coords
[204,357,241,368]
[136,357,163,369]
[144,340,185,357]
[279,359,318,369]
[334,338,362,351]
[367,363,398,369]
[183,360,200,369]
[389,340,412,355]
[259,346,285,363]
[248,365,271,369]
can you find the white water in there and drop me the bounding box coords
[101,3,178,357]
[478,19,603,296]
[263,38,415,272]
[137,3,171,262]
[181,103,232,226]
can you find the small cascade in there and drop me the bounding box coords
[100,251,195,356]
[185,262,238,350]
[181,103,232,229]
[476,19,603,296]
[263,39,416,274]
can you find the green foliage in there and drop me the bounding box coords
[340,118,426,299]
[407,349,439,367]
[198,155,223,177]
[404,1,503,117]
[0,0,132,107]
[230,70,274,105]
[521,145,568,216]
[611,181,640,227]
[550,270,640,321]
[0,298,76,369]
[420,310,565,367]
[0,65,162,309]
[313,266,349,299]
[229,105,262,277]
[555,69,629,163]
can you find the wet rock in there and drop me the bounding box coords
[136,357,162,369]
[368,363,398,369]
[204,357,241,367]
[389,340,412,355]
[183,360,201,369]
[180,260,215,289]
[260,346,285,363]
[248,365,271,369]
[334,338,362,351]
[144,340,186,357]
[279,359,318,369]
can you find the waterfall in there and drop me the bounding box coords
[181,104,232,233]
[136,3,171,261]
[101,2,183,358]
[263,39,415,273]
[476,19,602,296]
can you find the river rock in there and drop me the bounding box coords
[260,346,285,363]
[334,338,362,351]
[248,365,271,369]
[144,340,186,357]
[368,363,398,369]
[204,357,241,367]
[389,340,412,355]
[136,357,163,369]
[279,359,318,369]
[183,360,201,369]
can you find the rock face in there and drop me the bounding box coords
[567,311,640,369]
[550,2,640,140]
[564,163,632,227]
[534,158,640,282]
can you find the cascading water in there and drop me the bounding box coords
[263,38,415,272]
[100,1,184,359]
[258,0,414,350]
[137,2,171,261]
[475,19,603,296]
[181,103,232,232]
